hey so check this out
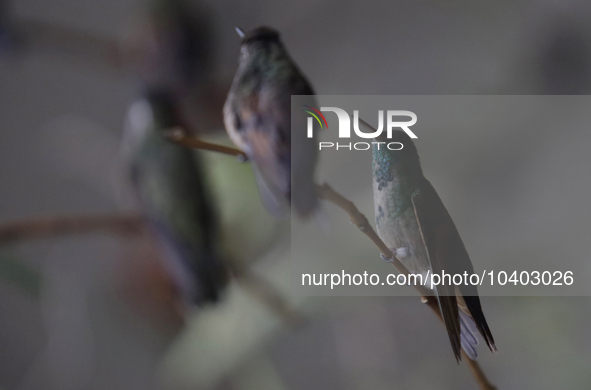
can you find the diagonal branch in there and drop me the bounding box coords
[165,127,247,161]
[463,351,497,390]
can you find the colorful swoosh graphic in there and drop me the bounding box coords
[302,105,328,129]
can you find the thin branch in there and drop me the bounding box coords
[0,214,144,243]
[165,127,247,161]
[463,351,498,390]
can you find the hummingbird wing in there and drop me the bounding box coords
[251,158,289,218]
[225,69,317,217]
[410,180,463,361]
[236,93,291,217]
[411,178,496,359]
[249,72,318,217]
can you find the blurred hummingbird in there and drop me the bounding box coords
[121,88,228,306]
[122,0,228,135]
[126,0,214,95]
[223,26,319,218]
[370,125,496,361]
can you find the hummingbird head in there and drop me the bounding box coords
[235,26,284,67]
[235,25,281,52]
[238,26,280,42]
[373,129,421,167]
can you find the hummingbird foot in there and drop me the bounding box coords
[380,247,408,263]
[380,252,395,263]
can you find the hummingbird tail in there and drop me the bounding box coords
[437,294,462,362]
[252,163,288,218]
[291,173,319,218]
[153,223,228,306]
[191,252,229,305]
[459,310,479,360]
[463,295,497,353]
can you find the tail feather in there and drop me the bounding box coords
[464,295,497,352]
[439,293,496,361]
[191,252,229,305]
[437,294,462,362]
[252,163,288,218]
[154,222,228,306]
[291,171,319,218]
[460,310,479,360]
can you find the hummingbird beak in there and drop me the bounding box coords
[235,27,245,39]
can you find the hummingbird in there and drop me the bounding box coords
[223,26,319,218]
[121,88,228,306]
[370,125,496,361]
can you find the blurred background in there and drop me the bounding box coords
[1,0,591,389]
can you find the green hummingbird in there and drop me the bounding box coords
[223,26,318,218]
[371,126,496,361]
[121,88,228,306]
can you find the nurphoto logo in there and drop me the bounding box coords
[303,106,418,151]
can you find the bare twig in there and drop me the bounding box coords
[165,127,247,161]
[463,351,497,390]
[0,214,144,243]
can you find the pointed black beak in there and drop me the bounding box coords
[235,27,245,39]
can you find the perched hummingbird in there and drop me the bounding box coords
[223,26,318,218]
[121,88,228,306]
[371,126,496,361]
